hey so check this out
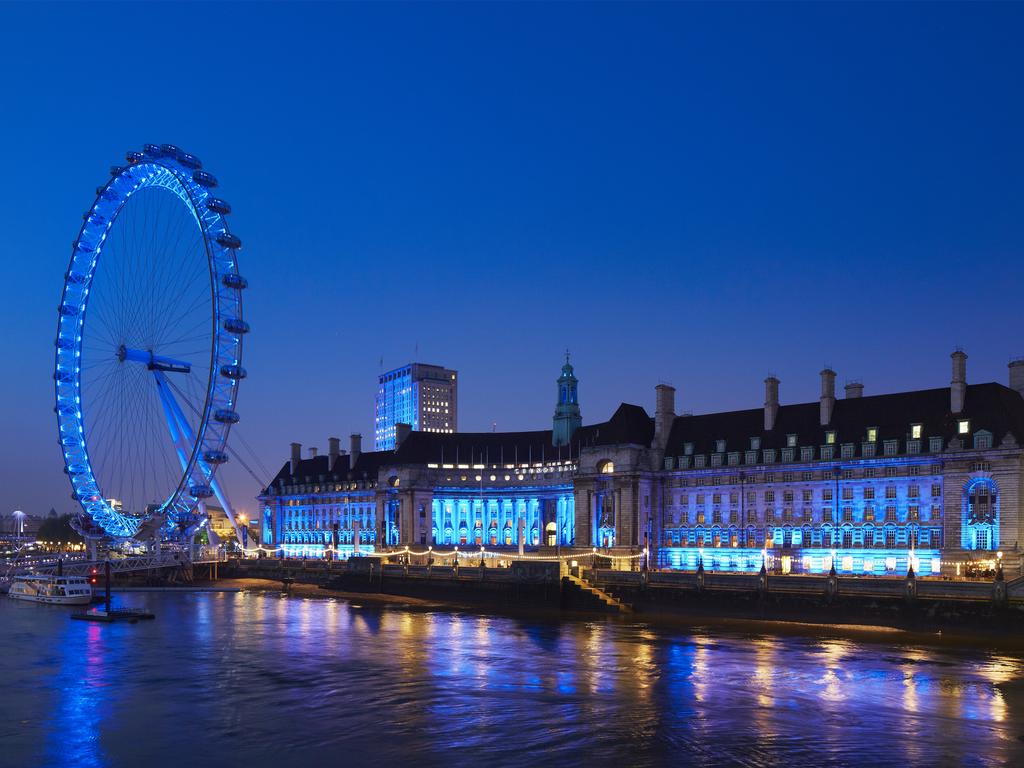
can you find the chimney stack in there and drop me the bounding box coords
[308,447,318,458]
[654,384,676,449]
[395,423,412,447]
[1010,359,1024,398]
[764,376,780,432]
[290,442,301,475]
[819,368,836,426]
[328,437,341,469]
[845,380,863,399]
[350,433,362,465]
[951,349,967,414]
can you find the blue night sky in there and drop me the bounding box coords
[1,2,1022,519]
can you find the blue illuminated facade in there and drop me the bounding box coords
[264,352,1024,577]
[374,363,458,450]
[430,488,575,547]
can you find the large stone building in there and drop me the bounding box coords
[259,352,1024,577]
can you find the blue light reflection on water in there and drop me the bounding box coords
[2,592,1024,767]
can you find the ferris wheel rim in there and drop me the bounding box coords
[54,145,247,539]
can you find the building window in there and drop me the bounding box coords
[801,447,814,462]
[821,446,834,460]
[684,442,694,455]
[787,434,797,448]
[974,432,992,450]
[782,448,794,463]
[728,452,740,466]
[715,439,726,453]
[911,424,922,439]
[764,450,776,463]
[883,440,898,456]
[598,460,615,474]
[750,437,761,450]
[967,480,996,525]
[694,455,706,468]
[862,442,876,458]
[711,453,723,467]
[867,427,878,442]
[958,419,970,435]
[826,431,836,445]
[841,443,854,459]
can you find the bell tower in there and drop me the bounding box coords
[553,352,582,447]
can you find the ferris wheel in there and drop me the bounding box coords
[54,144,249,542]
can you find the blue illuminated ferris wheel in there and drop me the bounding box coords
[54,145,249,541]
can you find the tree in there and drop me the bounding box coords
[36,514,83,546]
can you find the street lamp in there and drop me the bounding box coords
[237,513,249,551]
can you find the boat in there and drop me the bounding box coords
[7,575,93,605]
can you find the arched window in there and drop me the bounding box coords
[968,481,996,524]
[964,477,999,550]
[597,459,615,474]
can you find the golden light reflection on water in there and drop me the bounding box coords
[18,593,1024,767]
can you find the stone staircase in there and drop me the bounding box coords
[563,574,633,614]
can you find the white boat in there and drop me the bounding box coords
[8,575,93,605]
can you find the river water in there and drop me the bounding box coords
[2,589,1023,768]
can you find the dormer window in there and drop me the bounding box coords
[715,439,726,453]
[825,431,836,444]
[786,434,797,448]
[958,419,970,435]
[684,442,694,456]
[867,427,878,442]
[750,437,761,450]
[911,424,922,440]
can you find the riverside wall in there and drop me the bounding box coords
[220,557,1024,631]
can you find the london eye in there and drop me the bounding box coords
[54,144,249,543]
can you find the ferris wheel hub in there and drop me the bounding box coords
[117,345,192,374]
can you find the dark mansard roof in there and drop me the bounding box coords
[264,449,396,491]
[263,382,1024,491]
[664,383,1024,457]
[263,403,657,489]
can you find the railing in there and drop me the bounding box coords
[590,568,1017,603]
[2,547,225,582]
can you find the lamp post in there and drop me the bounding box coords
[237,513,249,552]
[12,510,25,540]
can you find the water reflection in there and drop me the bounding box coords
[2,593,1024,767]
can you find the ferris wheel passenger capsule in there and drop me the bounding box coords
[207,198,231,215]
[216,233,242,249]
[214,409,240,424]
[222,273,247,289]
[192,170,218,188]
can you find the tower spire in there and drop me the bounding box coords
[552,355,582,447]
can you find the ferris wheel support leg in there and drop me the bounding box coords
[154,373,192,475]
[153,370,247,550]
